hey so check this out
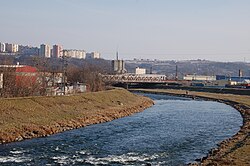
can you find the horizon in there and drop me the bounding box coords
[1,0,250,62]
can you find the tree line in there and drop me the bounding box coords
[0,55,112,97]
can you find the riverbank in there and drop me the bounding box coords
[0,89,154,144]
[130,89,250,166]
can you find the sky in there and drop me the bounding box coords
[0,0,250,62]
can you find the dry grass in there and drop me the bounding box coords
[135,89,250,106]
[0,89,143,132]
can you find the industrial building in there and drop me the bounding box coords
[111,52,127,74]
[135,67,146,75]
[183,75,216,81]
[216,75,250,82]
[216,74,250,88]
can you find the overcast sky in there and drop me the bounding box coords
[1,0,250,61]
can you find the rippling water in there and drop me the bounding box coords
[0,93,242,165]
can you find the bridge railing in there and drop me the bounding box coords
[102,74,176,83]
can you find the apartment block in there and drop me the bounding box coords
[40,44,51,58]
[86,51,100,59]
[5,43,19,53]
[19,45,39,55]
[64,49,86,59]
[0,42,5,52]
[52,45,63,58]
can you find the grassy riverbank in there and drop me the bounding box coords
[0,89,154,144]
[131,89,250,166]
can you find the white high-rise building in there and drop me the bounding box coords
[64,49,86,59]
[40,44,51,58]
[0,43,5,52]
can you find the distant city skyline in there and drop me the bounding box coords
[1,0,250,62]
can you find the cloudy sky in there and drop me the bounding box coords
[1,0,250,61]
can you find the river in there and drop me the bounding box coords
[0,93,242,165]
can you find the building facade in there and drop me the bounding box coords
[0,64,38,89]
[0,42,5,52]
[18,45,39,55]
[52,45,63,58]
[86,52,100,59]
[5,43,19,53]
[216,75,250,83]
[112,60,127,74]
[135,67,146,75]
[40,44,51,58]
[183,75,216,81]
[64,49,86,59]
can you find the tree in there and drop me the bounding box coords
[67,63,105,92]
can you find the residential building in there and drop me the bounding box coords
[18,45,39,55]
[86,51,100,59]
[5,43,19,53]
[40,44,51,58]
[0,42,5,52]
[52,45,63,58]
[64,49,86,59]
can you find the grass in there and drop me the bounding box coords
[135,89,250,106]
[0,89,146,133]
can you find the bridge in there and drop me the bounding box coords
[102,74,180,85]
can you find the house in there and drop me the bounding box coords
[0,64,38,89]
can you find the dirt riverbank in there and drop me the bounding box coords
[130,89,250,166]
[0,89,154,144]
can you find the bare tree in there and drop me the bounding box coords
[67,63,105,92]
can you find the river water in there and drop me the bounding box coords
[0,93,242,166]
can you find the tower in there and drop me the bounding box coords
[116,51,119,60]
[175,65,178,80]
[111,51,127,74]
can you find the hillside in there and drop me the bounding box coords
[125,60,250,78]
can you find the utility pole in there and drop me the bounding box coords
[62,50,67,95]
[150,66,153,74]
[175,65,178,80]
